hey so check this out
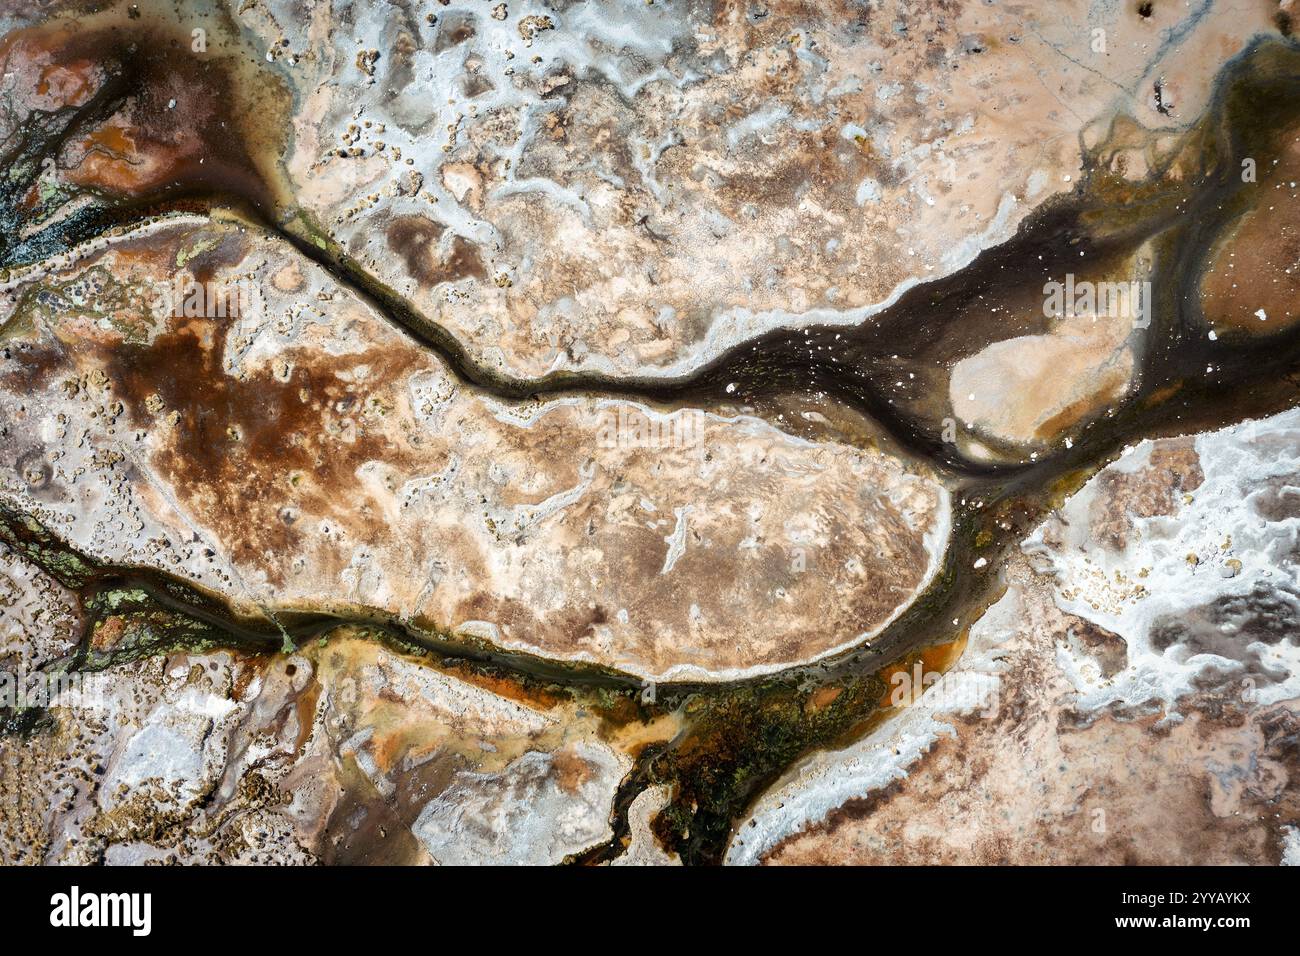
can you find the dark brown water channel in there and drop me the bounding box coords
[2,7,1299,863]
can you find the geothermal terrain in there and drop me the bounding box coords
[1,0,1299,865]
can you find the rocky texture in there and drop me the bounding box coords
[1027,411,1300,708]
[293,0,1283,381]
[0,216,949,681]
[2,0,1299,869]
[0,540,80,671]
[295,637,633,865]
[5,0,1281,381]
[729,410,1300,865]
[1,540,636,865]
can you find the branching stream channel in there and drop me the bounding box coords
[2,12,1299,864]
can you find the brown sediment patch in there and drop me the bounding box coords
[317,752,434,865]
[1088,438,1204,550]
[1251,475,1300,522]
[386,214,487,287]
[763,709,1283,865]
[551,747,597,796]
[1,8,292,213]
[1064,617,1128,678]
[1033,367,1130,439]
[441,665,568,712]
[95,317,427,584]
[1199,123,1300,334]
[3,219,437,588]
[0,21,106,119]
[0,341,64,394]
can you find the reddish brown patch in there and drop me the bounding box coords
[1034,363,1130,439]
[449,667,565,711]
[90,615,126,652]
[2,16,291,211]
[386,215,488,288]
[1090,438,1204,550]
[0,22,105,115]
[805,685,844,715]
[1200,122,1300,333]
[550,748,594,796]
[78,308,429,585]
[1064,616,1128,678]
[876,631,968,708]
[0,342,64,395]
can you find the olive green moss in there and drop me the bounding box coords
[645,673,884,865]
[0,504,98,588]
[0,705,56,738]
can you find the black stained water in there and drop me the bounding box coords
[2,3,1300,863]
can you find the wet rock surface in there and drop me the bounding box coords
[1,0,1299,867]
[2,537,638,864]
[0,217,949,682]
[729,412,1300,865]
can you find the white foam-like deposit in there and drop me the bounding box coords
[725,587,1020,865]
[1022,408,1300,717]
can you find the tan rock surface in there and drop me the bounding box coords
[949,309,1136,449]
[1,0,1287,406]
[0,613,634,864]
[221,0,1294,379]
[728,410,1300,865]
[736,573,1300,865]
[0,216,950,681]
